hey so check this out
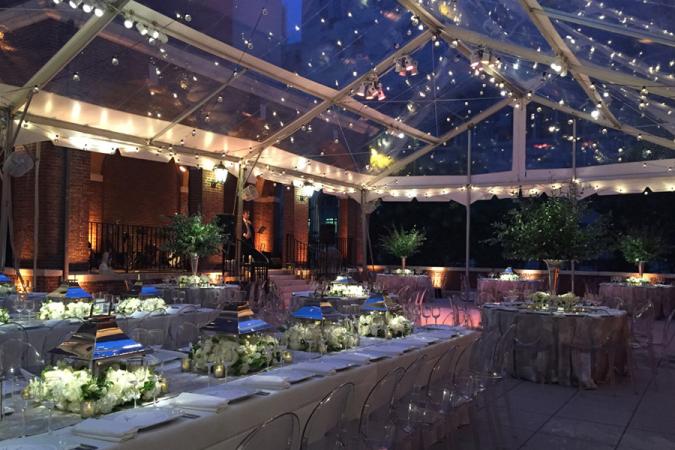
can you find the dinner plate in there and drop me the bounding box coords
[106,407,181,430]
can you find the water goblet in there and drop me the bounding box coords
[14,295,26,321]
[431,306,441,325]
[44,399,55,434]
[206,361,214,388]
[24,298,35,321]
[421,306,431,326]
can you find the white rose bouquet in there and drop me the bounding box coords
[284,320,359,352]
[116,297,167,316]
[327,283,367,298]
[24,364,162,415]
[189,334,280,376]
[358,312,413,338]
[0,307,9,324]
[626,276,650,286]
[178,275,210,288]
[0,285,15,296]
[38,301,94,320]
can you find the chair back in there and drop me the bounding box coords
[394,354,429,402]
[301,382,354,450]
[237,412,300,450]
[427,346,457,389]
[359,367,404,440]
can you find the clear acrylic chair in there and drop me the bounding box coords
[301,382,354,450]
[237,412,300,450]
[629,301,657,386]
[355,367,405,449]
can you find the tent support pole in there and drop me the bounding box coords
[360,190,368,278]
[234,164,245,279]
[465,128,472,291]
[33,143,41,290]
[571,119,577,295]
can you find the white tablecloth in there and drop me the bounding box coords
[476,278,544,305]
[0,308,220,364]
[7,328,476,450]
[157,285,242,307]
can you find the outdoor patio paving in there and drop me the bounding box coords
[431,311,675,450]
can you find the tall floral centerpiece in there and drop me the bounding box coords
[490,185,607,294]
[165,214,222,276]
[619,229,664,279]
[379,226,426,271]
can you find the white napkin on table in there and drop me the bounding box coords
[328,352,372,365]
[171,392,229,413]
[293,361,337,375]
[72,418,138,442]
[243,374,291,390]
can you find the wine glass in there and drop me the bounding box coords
[421,306,431,326]
[431,306,441,325]
[44,398,55,434]
[149,329,164,373]
[14,294,26,321]
[206,360,214,388]
[24,298,35,320]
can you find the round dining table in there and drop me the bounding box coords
[481,303,629,389]
[598,282,675,318]
[375,273,433,301]
[476,278,544,306]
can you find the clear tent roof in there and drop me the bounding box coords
[0,0,673,201]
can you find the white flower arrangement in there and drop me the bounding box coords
[358,312,413,338]
[528,291,580,312]
[178,275,210,288]
[116,297,167,316]
[393,268,413,276]
[24,364,162,415]
[189,334,281,376]
[38,300,95,320]
[498,273,520,281]
[626,276,650,286]
[0,285,15,296]
[0,307,9,324]
[284,321,359,353]
[327,283,367,298]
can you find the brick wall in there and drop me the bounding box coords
[101,154,181,227]
[11,143,90,271]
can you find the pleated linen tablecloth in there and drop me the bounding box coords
[481,304,629,389]
[376,274,433,301]
[599,283,675,318]
[476,278,544,306]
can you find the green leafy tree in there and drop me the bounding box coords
[164,214,222,258]
[489,185,608,263]
[379,226,426,269]
[619,229,664,264]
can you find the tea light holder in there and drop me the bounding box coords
[81,400,96,418]
[213,363,225,378]
[181,358,192,372]
[281,351,293,364]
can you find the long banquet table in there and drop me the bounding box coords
[2,327,477,450]
[0,307,221,365]
[156,284,242,307]
[481,303,629,389]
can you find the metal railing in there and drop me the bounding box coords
[284,234,352,279]
[89,222,269,282]
[88,222,186,272]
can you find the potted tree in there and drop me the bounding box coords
[619,229,664,279]
[379,226,426,273]
[490,187,606,294]
[165,214,222,277]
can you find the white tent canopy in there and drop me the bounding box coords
[1,0,674,203]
